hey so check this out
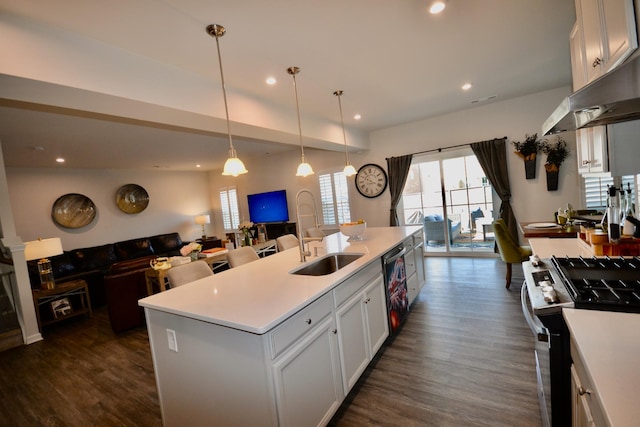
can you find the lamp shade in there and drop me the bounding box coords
[24,237,63,261]
[195,215,211,226]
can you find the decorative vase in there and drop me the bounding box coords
[546,166,559,191]
[524,154,537,180]
[243,230,252,246]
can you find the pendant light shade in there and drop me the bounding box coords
[287,66,314,177]
[333,90,357,177]
[207,24,248,177]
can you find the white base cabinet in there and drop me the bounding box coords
[272,315,343,427]
[406,231,426,305]
[335,273,388,393]
[145,260,388,427]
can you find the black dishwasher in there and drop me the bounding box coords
[382,244,409,336]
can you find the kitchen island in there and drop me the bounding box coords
[139,226,423,426]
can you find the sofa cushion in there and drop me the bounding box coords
[114,238,154,261]
[71,244,117,272]
[150,233,183,256]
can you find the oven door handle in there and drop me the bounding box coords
[521,281,549,342]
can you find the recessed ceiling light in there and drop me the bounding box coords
[354,114,362,120]
[429,1,446,14]
[461,83,472,91]
[56,157,65,163]
[196,164,201,168]
[266,77,277,85]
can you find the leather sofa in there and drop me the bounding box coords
[27,232,185,332]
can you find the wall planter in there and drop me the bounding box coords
[524,156,537,180]
[512,134,542,180]
[545,165,559,191]
[542,137,569,192]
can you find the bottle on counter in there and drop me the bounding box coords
[622,183,636,236]
[607,186,621,243]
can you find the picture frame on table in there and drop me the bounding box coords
[51,298,73,318]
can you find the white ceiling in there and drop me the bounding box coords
[0,0,576,170]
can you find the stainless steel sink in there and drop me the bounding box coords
[290,253,364,276]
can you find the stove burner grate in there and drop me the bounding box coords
[551,256,640,312]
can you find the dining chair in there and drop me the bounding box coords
[304,228,325,238]
[492,218,532,289]
[227,246,260,268]
[166,260,213,288]
[276,234,299,251]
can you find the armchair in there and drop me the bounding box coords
[424,214,461,243]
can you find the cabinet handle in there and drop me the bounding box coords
[578,386,592,396]
[305,318,312,325]
[364,297,371,304]
[332,329,337,334]
[592,57,602,67]
[582,160,591,165]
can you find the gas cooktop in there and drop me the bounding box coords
[551,256,640,313]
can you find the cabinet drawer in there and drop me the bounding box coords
[404,237,415,252]
[270,293,333,359]
[405,250,416,278]
[333,262,381,307]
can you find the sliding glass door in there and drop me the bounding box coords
[402,148,495,254]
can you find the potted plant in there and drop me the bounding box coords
[512,133,542,179]
[541,136,570,191]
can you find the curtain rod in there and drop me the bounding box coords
[385,136,507,160]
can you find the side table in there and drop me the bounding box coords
[32,279,92,331]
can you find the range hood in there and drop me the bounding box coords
[542,51,640,135]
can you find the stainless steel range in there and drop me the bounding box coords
[522,255,640,427]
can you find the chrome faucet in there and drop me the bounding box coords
[295,189,323,262]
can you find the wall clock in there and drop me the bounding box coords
[355,163,388,198]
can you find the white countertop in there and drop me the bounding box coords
[139,226,420,334]
[563,308,640,427]
[528,237,585,258]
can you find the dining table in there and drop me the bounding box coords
[519,221,580,238]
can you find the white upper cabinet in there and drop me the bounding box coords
[570,22,589,91]
[576,0,638,85]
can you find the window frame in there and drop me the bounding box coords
[318,170,352,226]
[219,186,240,231]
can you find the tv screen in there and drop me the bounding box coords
[247,190,289,223]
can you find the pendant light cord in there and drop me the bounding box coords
[334,90,350,163]
[289,67,305,159]
[212,26,235,153]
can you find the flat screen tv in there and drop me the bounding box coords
[247,189,289,223]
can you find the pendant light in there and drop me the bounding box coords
[287,66,314,177]
[333,90,357,177]
[206,24,248,177]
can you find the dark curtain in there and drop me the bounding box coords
[386,155,413,226]
[470,138,518,241]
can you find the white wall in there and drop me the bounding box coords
[7,168,214,250]
[354,86,582,238]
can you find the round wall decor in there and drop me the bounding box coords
[51,193,97,229]
[116,184,149,214]
[355,163,388,198]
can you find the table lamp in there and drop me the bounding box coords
[24,237,63,290]
[195,215,211,239]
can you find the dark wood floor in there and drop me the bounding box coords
[0,258,541,426]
